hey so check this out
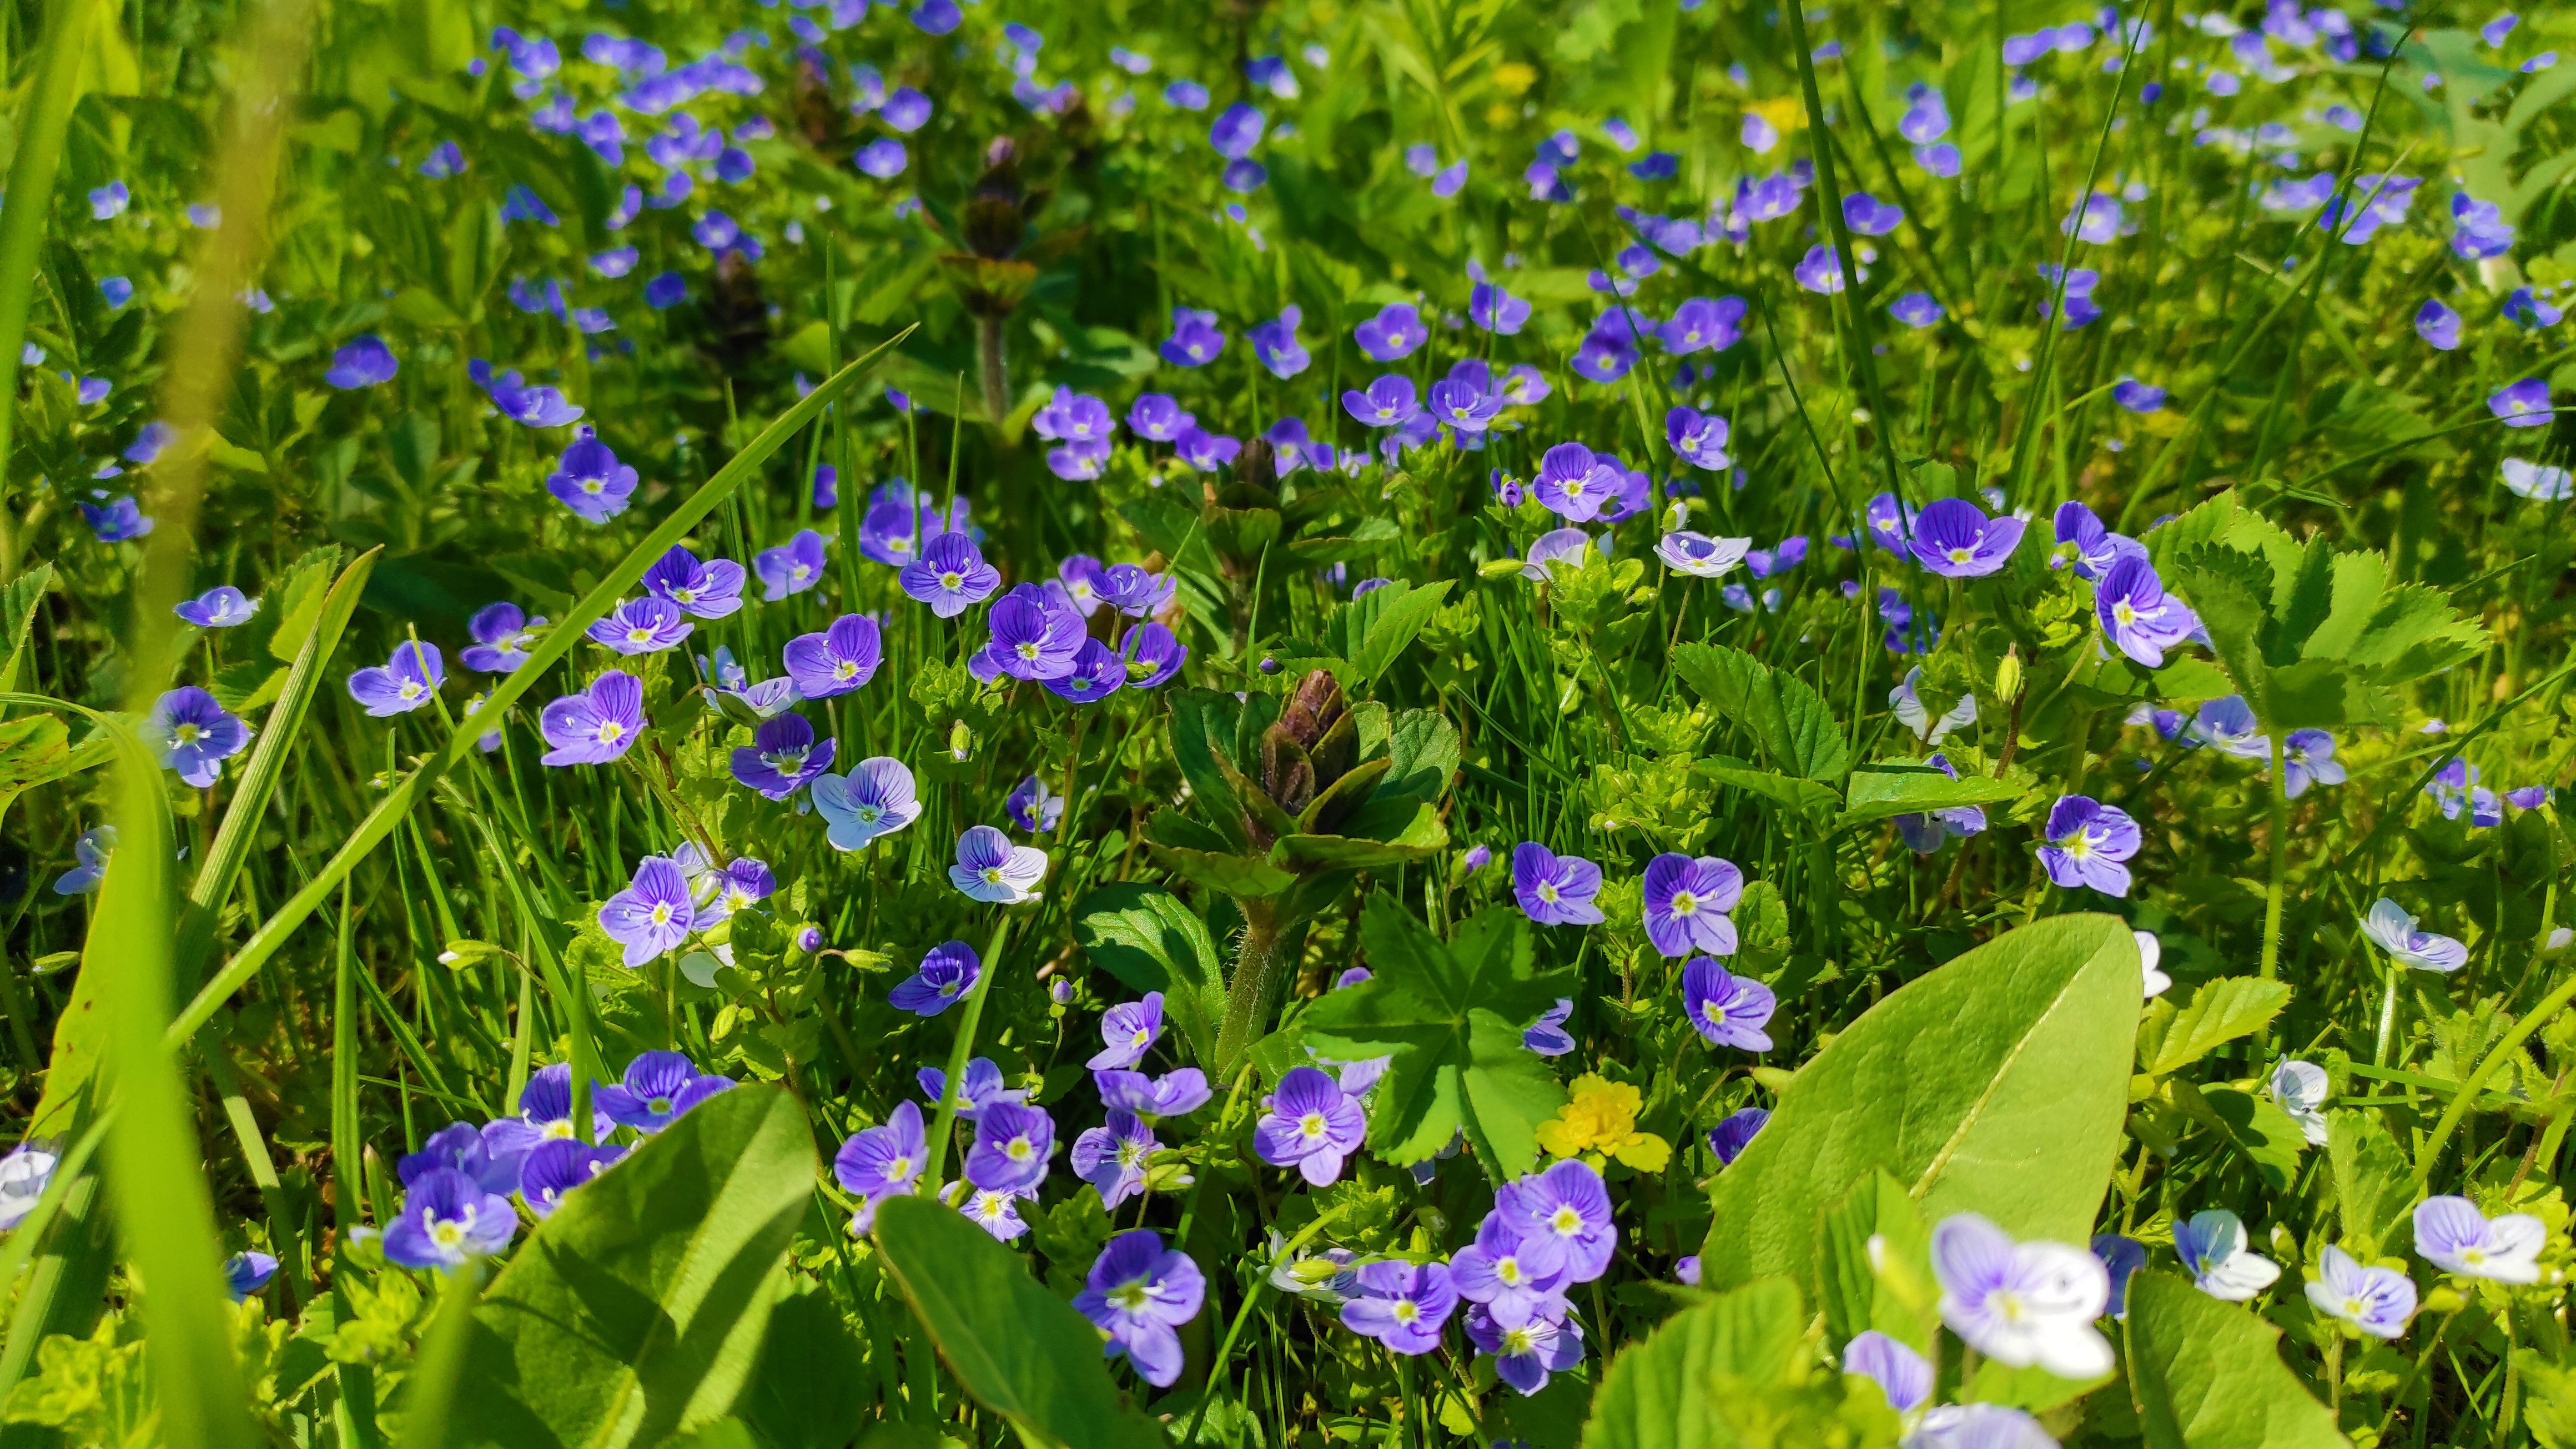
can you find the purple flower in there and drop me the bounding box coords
[1747,537,1808,577]
[889,939,982,1016]
[1344,375,1421,428]
[1895,752,1988,853]
[2112,377,2167,413]
[1682,958,1775,1051]
[540,672,645,766]
[1470,279,1531,334]
[2051,501,2146,581]
[546,427,638,523]
[1082,991,1171,1077]
[1209,102,1266,159]
[1707,1107,1768,1164]
[1909,499,2025,577]
[224,1250,280,1302]
[144,687,250,787]
[517,1140,625,1219]
[383,1168,519,1270]
[1522,999,1574,1056]
[1095,1068,1212,1118]
[728,713,834,799]
[1073,1231,1205,1388]
[2095,555,2199,668]
[2416,299,2463,350]
[950,824,1048,903]
[1842,192,1904,235]
[1657,531,1751,578]
[973,583,1085,681]
[1032,387,1114,447]
[920,1058,1027,1123]
[1890,291,1945,328]
[784,615,883,698]
[1097,564,1174,618]
[2452,193,2515,259]
[2414,1195,2545,1283]
[600,856,695,967]
[881,86,932,132]
[812,757,920,851]
[2360,898,2468,973]
[642,546,747,620]
[2307,1245,2416,1338]
[964,1101,1055,1193]
[949,1180,1036,1240]
[1255,1066,1366,1185]
[1342,1260,1458,1355]
[1569,326,1637,383]
[834,1100,926,1232]
[587,596,693,656]
[1451,1210,1571,1329]
[645,272,690,308]
[1500,1159,1616,1283]
[598,1050,733,1134]
[1511,842,1604,925]
[2491,378,2553,427]
[1794,244,1852,294]
[471,360,582,427]
[1465,1305,1584,1396]
[462,603,542,672]
[754,530,829,601]
[855,138,908,178]
[325,335,399,389]
[2038,794,2141,896]
[1071,1110,1158,1209]
[1355,303,1427,360]
[1931,1212,2115,1375]
[1006,775,1064,834]
[82,494,152,541]
[1531,443,1615,522]
[1666,406,1733,471]
[1658,295,1745,355]
[1120,623,1188,688]
[1128,394,1193,441]
[1043,638,1128,705]
[348,640,445,716]
[1247,306,1309,378]
[1844,1330,1930,1413]
[1161,306,1226,366]
[1643,854,1743,958]
[888,532,998,620]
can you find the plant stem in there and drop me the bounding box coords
[1214,899,1285,1075]
[2259,732,2290,981]
[922,912,1018,1189]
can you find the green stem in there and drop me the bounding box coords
[2415,958,2576,1191]
[1213,899,1286,1075]
[1180,1200,1347,1448]
[922,913,1018,1190]
[2258,732,2289,981]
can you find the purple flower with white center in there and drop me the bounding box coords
[1255,1066,1366,1185]
[2416,299,2463,350]
[950,825,1048,903]
[1096,564,1173,619]
[965,1101,1055,1193]
[1643,853,1744,958]
[833,1100,927,1231]
[1032,388,1113,446]
[1247,306,1309,378]
[82,494,150,541]
[2037,794,2140,896]
[1058,557,1107,616]
[2453,193,2515,259]
[1355,303,1426,360]
[1344,375,1421,429]
[518,1139,625,1219]
[462,603,542,672]
[854,138,907,178]
[1090,994,1165,1070]
[2307,1246,2416,1339]
[1747,537,1808,578]
[972,583,1085,682]
[1930,1212,2114,1376]
[1862,492,1913,552]
[642,546,746,620]
[2095,555,2199,668]
[920,1058,1027,1123]
[1071,1110,1159,1209]
[1128,394,1193,441]
[2171,1209,2281,1300]
[1895,752,1989,853]
[1657,531,1752,578]
[2093,1234,2147,1319]
[599,856,695,967]
[472,361,582,427]
[1209,101,1265,158]
[728,713,834,799]
[2051,501,2146,581]
[2360,898,2468,973]
[1465,1305,1584,1396]
[878,86,932,132]
[1532,443,1616,522]
[1007,776,1064,833]
[1794,244,1852,294]
[225,1251,280,1302]
[1909,499,2025,577]
[144,687,250,788]
[1095,1067,1212,1118]
[587,596,693,656]
[2504,287,2564,329]
[1569,325,1637,383]
[1682,958,1775,1050]
[383,1167,519,1271]
[1043,638,1127,705]
[51,826,113,896]
[2191,694,2271,761]
[1659,295,1746,354]
[1119,623,1189,688]
[597,1050,733,1134]
[1667,405,1733,471]
[1890,291,1946,328]
[1342,1260,1458,1355]
[1707,1107,1769,1165]
[2414,1196,2545,1283]
[1451,1210,1571,1329]
[1470,279,1532,334]
[1844,1330,1930,1413]
[1500,1158,1616,1283]
[1512,842,1605,925]
[399,1121,516,1197]
[897,533,1002,619]
[348,641,445,716]
[1074,1231,1205,1388]
[755,531,829,601]
[1517,530,1597,586]
[2505,458,2575,500]
[1161,306,1226,366]
[1892,668,1977,744]
[480,1064,615,1178]
[2491,378,2553,428]
[1843,192,1904,235]
[546,427,638,523]
[325,335,399,389]
[1427,376,1503,435]
[1522,998,1574,1056]
[888,939,982,1016]
[539,672,645,766]
[812,757,920,851]
[784,615,883,698]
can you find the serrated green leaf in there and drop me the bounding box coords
[1672,644,1851,782]
[2169,1083,2303,1190]
[1271,801,1446,871]
[1166,691,1252,853]
[0,562,53,695]
[2326,1111,2413,1260]
[2125,1271,2343,1449]
[1350,579,1452,684]
[1840,766,2026,824]
[1073,883,1224,1066]
[1147,844,1296,899]
[1379,708,1458,804]
[2137,978,2292,1076]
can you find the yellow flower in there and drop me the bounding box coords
[1533,1073,1672,1173]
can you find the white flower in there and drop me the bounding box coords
[2412,1196,2546,1284]
[2359,898,2468,973]
[2172,1209,2280,1300]
[0,1146,60,1231]
[1929,1212,2114,1379]
[2136,929,2170,999]
[1653,530,1753,578]
[2503,457,2573,501]
[2270,1059,2330,1146]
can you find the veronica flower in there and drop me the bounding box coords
[1246,306,1309,378]
[920,1058,1028,1121]
[471,361,582,427]
[1747,537,1807,578]
[2095,555,2199,668]
[1930,1212,2114,1376]
[784,615,883,698]
[2504,457,2575,501]
[2413,1196,2546,1284]
[520,1140,626,1219]
[1071,1110,1159,1209]
[461,603,542,672]
[599,856,695,967]
[537,671,642,766]
[598,1050,733,1134]
[1255,1067,1366,1186]
[1682,958,1775,1050]
[586,597,692,657]
[1667,406,1733,470]
[2191,694,2272,761]
[1642,854,1743,957]
[1659,295,1745,354]
[1043,638,1127,705]
[965,1101,1056,1193]
[727,713,834,799]
[2491,378,2553,427]
[1465,1307,1584,1396]
[1794,244,1852,294]
[2271,1059,2330,1146]
[383,1168,519,1270]
[640,547,746,620]
[2415,299,2463,350]
[2171,1208,2282,1300]
[1074,1231,1205,1388]
[0,1146,60,1230]
[971,584,1084,682]
[812,757,920,851]
[1532,444,1616,522]
[2037,795,2141,896]
[1007,776,1064,834]
[1891,668,1978,745]
[1127,394,1193,441]
[1355,303,1427,360]
[1090,994,1166,1070]
[888,939,982,1016]
[1907,1405,2058,1448]
[546,427,638,522]
[1095,1067,1212,1119]
[1843,192,1904,235]
[144,687,250,787]
[1160,306,1226,366]
[754,531,829,601]
[1512,842,1605,925]
[2112,377,2167,412]
[2051,501,2146,581]
[833,1100,925,1232]
[223,1252,280,1302]
[324,334,399,390]
[1657,531,1752,578]
[1844,1331,1933,1418]
[1500,1159,1616,1282]
[1909,499,2025,577]
[1569,325,1638,383]
[1470,278,1532,334]
[1894,753,1988,854]
[2360,898,2468,973]
[885,532,995,620]
[2307,1246,2416,1339]
[1342,1261,1458,1355]
[1707,1108,1769,1165]
[82,495,152,542]
[51,826,113,895]
[1344,375,1421,428]
[480,1064,616,1178]
[1120,623,1190,689]
[950,824,1048,903]
[1173,426,1240,471]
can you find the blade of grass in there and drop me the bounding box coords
[167,330,913,1052]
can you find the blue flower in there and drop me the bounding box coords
[965,1101,1056,1193]
[81,494,150,542]
[1246,306,1309,378]
[2360,898,2467,973]
[499,184,559,225]
[1209,102,1265,159]
[520,1139,626,1219]
[729,713,835,800]
[642,546,748,620]
[1070,1111,1158,1210]
[587,596,693,656]
[889,939,981,1016]
[1073,1231,1205,1387]
[348,641,444,716]
[599,856,696,966]
[52,826,113,895]
[547,427,637,521]
[950,825,1048,903]
[597,1050,734,1133]
[813,757,920,851]
[175,586,259,628]
[833,1101,926,1232]
[224,1251,279,1301]
[784,615,883,697]
[143,688,249,787]
[325,335,399,389]
[2037,794,2141,896]
[2095,555,2198,667]
[383,1168,518,1271]
[646,271,690,308]
[755,530,829,601]
[1160,306,1226,366]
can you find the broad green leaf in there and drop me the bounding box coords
[2326,1111,2414,1259]
[1693,759,1841,821]
[2136,978,2292,1076]
[1378,708,1458,804]
[1350,579,1452,683]
[873,1195,1168,1449]
[2519,1351,2576,1449]
[1963,1355,2113,1413]
[1818,1170,1934,1354]
[448,1085,818,1449]
[1579,1277,1900,1449]
[1839,766,2026,824]
[1271,801,1447,871]
[2125,1271,2343,1449]
[0,562,53,695]
[1146,844,1297,899]
[1300,900,1572,1174]
[1166,690,1252,852]
[0,714,108,830]
[1073,883,1225,1065]
[1672,644,1851,782]
[1702,914,2139,1298]
[738,1281,868,1449]
[2167,1083,2303,1190]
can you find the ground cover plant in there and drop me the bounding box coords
[0,0,2572,1443]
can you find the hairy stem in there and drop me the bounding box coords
[1215,899,1285,1075]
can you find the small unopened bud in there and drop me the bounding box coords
[796,925,824,954]
[1996,647,2023,701]
[1257,656,1281,675]
[1478,558,1528,580]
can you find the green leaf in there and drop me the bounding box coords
[738,1281,868,1449]
[1963,1355,2113,1413]
[873,1195,1168,1449]
[1271,801,1448,872]
[1146,844,1297,900]
[449,1085,818,1448]
[1839,766,2026,824]
[1672,645,1851,782]
[1299,900,1572,1174]
[1166,691,1252,852]
[2518,1351,2576,1449]
[1074,883,1225,1066]
[1701,914,2140,1299]
[2125,1271,2343,1449]
[2326,1110,2413,1260]
[0,562,53,695]
[1349,580,1453,684]
[2136,978,2292,1076]
[1818,1170,1934,1354]
[2168,1083,2305,1190]
[1579,1277,1901,1449]
[1693,759,1842,821]
[0,714,108,830]
[1379,708,1460,804]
